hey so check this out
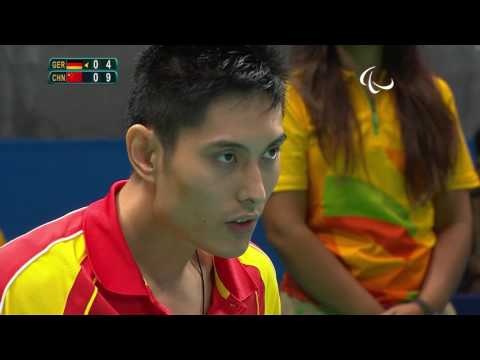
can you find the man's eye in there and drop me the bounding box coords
[263,147,280,160]
[217,153,237,164]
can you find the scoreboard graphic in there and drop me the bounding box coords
[48,58,118,84]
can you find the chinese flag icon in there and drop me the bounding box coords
[67,72,83,83]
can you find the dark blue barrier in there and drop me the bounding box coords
[468,137,478,167]
[452,294,480,315]
[0,140,132,240]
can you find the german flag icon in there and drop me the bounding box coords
[66,61,83,70]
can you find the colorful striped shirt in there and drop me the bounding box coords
[275,73,480,308]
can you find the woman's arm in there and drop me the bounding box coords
[418,189,474,313]
[263,191,385,314]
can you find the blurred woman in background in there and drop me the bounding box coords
[263,45,480,314]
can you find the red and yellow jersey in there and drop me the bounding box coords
[275,73,480,308]
[0,181,280,315]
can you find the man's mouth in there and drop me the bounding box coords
[225,214,258,234]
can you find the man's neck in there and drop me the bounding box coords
[116,177,201,286]
[116,177,214,314]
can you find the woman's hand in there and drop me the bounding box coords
[381,302,424,315]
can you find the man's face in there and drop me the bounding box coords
[152,95,285,258]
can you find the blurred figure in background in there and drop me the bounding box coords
[264,45,480,314]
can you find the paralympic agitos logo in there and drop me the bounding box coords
[359,66,394,94]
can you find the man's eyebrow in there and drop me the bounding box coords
[205,134,287,152]
[267,133,287,148]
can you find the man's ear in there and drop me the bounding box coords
[125,124,163,183]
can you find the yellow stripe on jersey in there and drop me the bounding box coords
[214,265,230,299]
[84,285,98,315]
[238,244,281,315]
[1,232,87,314]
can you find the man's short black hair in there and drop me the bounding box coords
[128,45,289,154]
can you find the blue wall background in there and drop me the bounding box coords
[0,140,131,240]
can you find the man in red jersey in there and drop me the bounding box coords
[0,46,288,315]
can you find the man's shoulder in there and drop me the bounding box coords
[237,243,281,314]
[0,207,87,308]
[237,242,277,283]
